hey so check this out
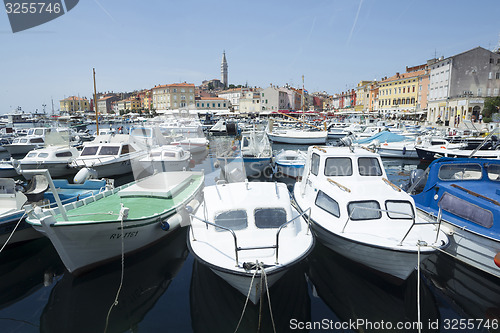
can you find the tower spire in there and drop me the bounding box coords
[221,51,228,88]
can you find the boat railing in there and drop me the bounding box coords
[189,207,312,266]
[341,206,442,246]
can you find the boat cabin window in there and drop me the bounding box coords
[38,153,49,158]
[27,129,34,136]
[214,210,247,231]
[26,152,37,158]
[150,152,161,157]
[358,157,382,176]
[56,151,73,158]
[254,208,287,228]
[487,164,500,181]
[30,138,44,144]
[81,146,99,156]
[325,157,352,176]
[34,129,44,135]
[347,201,381,220]
[385,200,414,219]
[438,163,482,181]
[121,145,134,155]
[163,152,177,158]
[99,146,120,156]
[439,192,493,228]
[315,190,340,217]
[311,153,320,176]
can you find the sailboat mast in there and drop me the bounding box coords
[93,68,99,133]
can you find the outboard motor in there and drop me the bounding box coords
[74,167,98,184]
[406,168,427,194]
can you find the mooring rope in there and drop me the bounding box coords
[104,205,128,333]
[417,243,422,333]
[0,210,28,254]
[234,262,260,333]
[261,266,276,333]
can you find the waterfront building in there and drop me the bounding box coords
[427,46,500,124]
[97,94,119,114]
[377,69,424,117]
[367,82,379,113]
[195,97,229,112]
[239,90,263,113]
[152,83,195,112]
[60,96,89,112]
[260,86,289,112]
[355,81,375,112]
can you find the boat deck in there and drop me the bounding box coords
[52,173,203,223]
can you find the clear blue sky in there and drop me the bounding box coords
[1,0,500,114]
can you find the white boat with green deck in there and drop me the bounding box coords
[26,170,204,275]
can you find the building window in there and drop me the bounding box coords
[496,72,500,79]
[489,72,493,80]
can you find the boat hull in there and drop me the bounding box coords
[18,162,77,179]
[311,220,431,281]
[267,132,327,145]
[376,147,418,159]
[276,163,304,178]
[417,209,500,278]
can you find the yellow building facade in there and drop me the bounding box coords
[60,96,89,112]
[377,70,424,115]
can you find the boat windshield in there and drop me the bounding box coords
[214,210,247,231]
[254,208,287,228]
[315,190,340,217]
[325,157,352,176]
[347,201,381,220]
[438,163,482,181]
[385,200,414,219]
[358,157,382,176]
[99,146,120,156]
[130,127,152,138]
[81,146,98,156]
[163,152,177,158]
[487,164,500,181]
[439,192,493,228]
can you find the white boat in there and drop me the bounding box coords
[188,181,314,304]
[273,149,306,178]
[4,127,77,157]
[170,136,209,154]
[138,145,191,175]
[26,170,204,275]
[14,146,79,179]
[0,161,19,178]
[71,134,147,179]
[267,129,327,144]
[0,178,41,247]
[293,145,449,282]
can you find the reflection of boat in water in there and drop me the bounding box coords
[308,242,440,332]
[40,227,189,333]
[0,237,63,312]
[190,259,310,333]
[421,253,500,325]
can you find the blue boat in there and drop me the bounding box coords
[409,157,500,278]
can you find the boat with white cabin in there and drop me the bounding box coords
[188,181,314,304]
[293,145,449,282]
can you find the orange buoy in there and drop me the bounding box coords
[440,146,446,149]
[494,252,500,268]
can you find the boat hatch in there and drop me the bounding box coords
[254,208,286,228]
[215,210,247,231]
[438,192,493,228]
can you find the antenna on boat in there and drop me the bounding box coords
[93,68,99,134]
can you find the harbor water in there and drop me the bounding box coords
[0,130,498,333]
